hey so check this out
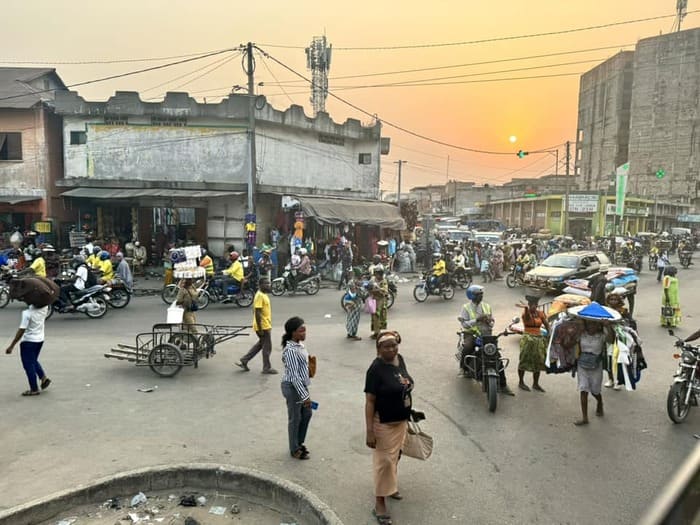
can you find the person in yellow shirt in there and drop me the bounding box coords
[235,278,277,373]
[221,251,244,298]
[28,249,46,277]
[97,251,114,282]
[430,252,446,290]
[86,246,102,269]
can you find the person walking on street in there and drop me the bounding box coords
[280,317,313,459]
[574,320,614,426]
[236,277,277,374]
[5,303,51,396]
[517,296,550,392]
[369,268,389,339]
[660,266,681,328]
[176,277,199,332]
[342,281,363,341]
[656,249,670,282]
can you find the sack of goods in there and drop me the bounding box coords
[9,277,60,307]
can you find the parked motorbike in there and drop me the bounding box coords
[338,277,396,311]
[271,264,321,296]
[455,318,517,412]
[451,266,473,289]
[679,250,693,269]
[413,272,455,302]
[0,269,16,308]
[666,330,699,424]
[505,263,526,289]
[648,253,658,271]
[47,284,111,319]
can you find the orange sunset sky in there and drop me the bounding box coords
[3,1,698,192]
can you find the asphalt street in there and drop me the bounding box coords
[1,263,699,525]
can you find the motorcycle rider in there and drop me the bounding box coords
[296,248,313,285]
[221,251,244,299]
[430,252,447,291]
[86,246,102,269]
[57,256,89,312]
[18,247,46,278]
[458,285,515,396]
[97,250,114,284]
[199,247,215,279]
[114,252,133,290]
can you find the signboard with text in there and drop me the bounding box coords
[567,194,599,213]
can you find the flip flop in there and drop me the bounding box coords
[532,384,545,393]
[389,491,403,500]
[41,378,51,390]
[518,383,531,392]
[372,509,393,525]
[573,419,589,426]
[21,390,40,396]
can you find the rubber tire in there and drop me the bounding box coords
[85,296,108,319]
[148,343,184,377]
[386,291,395,309]
[413,285,428,302]
[0,288,9,308]
[161,284,178,304]
[667,382,691,423]
[487,375,498,413]
[196,291,210,310]
[109,289,130,309]
[304,278,320,295]
[46,305,55,319]
[270,281,286,297]
[506,274,517,288]
[442,286,455,300]
[649,259,657,271]
[236,290,254,308]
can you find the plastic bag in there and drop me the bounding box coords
[364,296,377,315]
[167,300,184,324]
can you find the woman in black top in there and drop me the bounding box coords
[364,330,414,525]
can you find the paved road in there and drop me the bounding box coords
[1,264,698,524]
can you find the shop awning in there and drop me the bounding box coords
[0,190,45,204]
[296,195,406,230]
[61,188,243,199]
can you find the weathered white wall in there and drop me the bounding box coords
[206,196,246,257]
[63,117,249,182]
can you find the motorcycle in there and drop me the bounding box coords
[0,269,16,308]
[617,252,643,272]
[107,277,132,309]
[505,264,526,288]
[455,318,517,412]
[47,284,111,319]
[648,253,658,271]
[679,250,693,269]
[451,266,473,289]
[271,264,320,296]
[413,272,455,302]
[666,330,699,424]
[198,275,254,308]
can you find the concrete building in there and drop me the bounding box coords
[53,90,394,256]
[0,68,69,243]
[576,28,700,211]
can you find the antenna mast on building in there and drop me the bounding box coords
[673,0,688,31]
[305,36,332,115]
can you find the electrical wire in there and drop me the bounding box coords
[258,11,698,50]
[0,47,241,102]
[0,47,238,65]
[256,51,296,106]
[140,51,239,94]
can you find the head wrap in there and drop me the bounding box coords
[376,330,402,349]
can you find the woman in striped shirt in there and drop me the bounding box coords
[280,316,313,460]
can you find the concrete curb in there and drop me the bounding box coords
[0,463,344,525]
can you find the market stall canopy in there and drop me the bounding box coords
[61,188,242,199]
[295,195,406,230]
[0,189,45,204]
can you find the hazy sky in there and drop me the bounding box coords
[3,1,697,192]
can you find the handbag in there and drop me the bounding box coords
[661,305,674,318]
[364,296,377,315]
[308,355,317,378]
[577,352,600,370]
[402,420,433,460]
[166,300,184,324]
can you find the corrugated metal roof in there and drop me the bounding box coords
[61,187,243,199]
[0,67,66,109]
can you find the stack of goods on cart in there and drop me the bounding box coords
[171,246,205,279]
[604,267,638,294]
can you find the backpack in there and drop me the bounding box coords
[83,265,98,288]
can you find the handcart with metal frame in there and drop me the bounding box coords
[104,323,250,377]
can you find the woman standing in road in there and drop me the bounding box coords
[280,317,313,460]
[574,320,614,426]
[365,330,414,525]
[369,268,389,340]
[342,281,363,341]
[518,296,550,392]
[660,266,681,328]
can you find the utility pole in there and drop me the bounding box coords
[564,140,571,236]
[245,42,256,215]
[394,160,407,207]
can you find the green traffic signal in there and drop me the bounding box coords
[517,150,529,159]
[655,169,666,179]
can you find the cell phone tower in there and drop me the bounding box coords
[305,36,332,115]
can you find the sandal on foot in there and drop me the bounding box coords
[372,509,393,525]
[40,378,51,390]
[389,491,403,500]
[532,384,545,393]
[518,383,531,392]
[573,419,589,426]
[596,407,604,417]
[292,448,309,460]
[21,390,40,396]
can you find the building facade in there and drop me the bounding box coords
[0,68,70,243]
[53,90,391,256]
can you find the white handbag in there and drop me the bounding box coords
[402,421,433,460]
[166,300,184,324]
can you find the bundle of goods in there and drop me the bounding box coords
[171,246,205,279]
[9,276,60,307]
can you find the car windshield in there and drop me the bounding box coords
[541,254,580,269]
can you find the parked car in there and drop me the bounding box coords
[523,251,611,291]
[446,229,474,243]
[473,231,503,245]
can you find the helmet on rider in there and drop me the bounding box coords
[433,252,442,259]
[466,284,484,301]
[99,250,110,261]
[454,247,462,253]
[230,251,240,261]
[71,255,85,269]
[42,244,55,253]
[93,246,101,255]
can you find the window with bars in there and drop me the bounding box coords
[0,132,22,160]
